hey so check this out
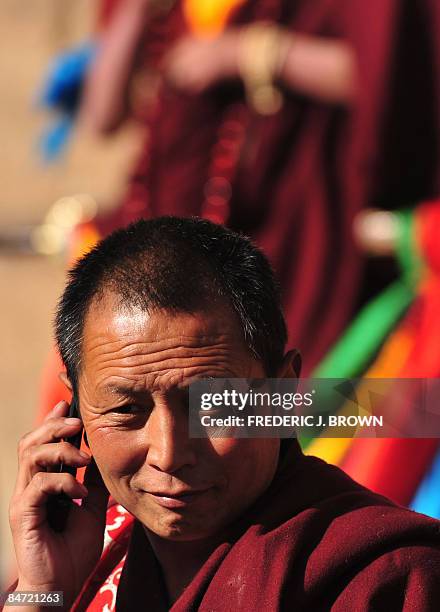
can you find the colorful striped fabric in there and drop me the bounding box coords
[306,202,440,512]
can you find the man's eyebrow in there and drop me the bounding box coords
[101,375,220,396]
[178,375,217,388]
[100,384,148,397]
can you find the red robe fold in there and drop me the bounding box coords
[74,440,440,610]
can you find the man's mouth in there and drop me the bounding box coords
[147,488,213,509]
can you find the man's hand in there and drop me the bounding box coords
[163,32,241,93]
[9,401,109,608]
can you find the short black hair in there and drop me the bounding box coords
[55,216,287,387]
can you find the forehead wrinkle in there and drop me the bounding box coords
[84,332,235,354]
[95,362,237,395]
[93,353,234,386]
[84,331,235,370]
[90,344,232,373]
[83,337,235,374]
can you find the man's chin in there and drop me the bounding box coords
[139,510,223,542]
[127,488,226,539]
[135,502,223,542]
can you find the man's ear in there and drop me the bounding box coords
[58,370,72,392]
[58,370,90,449]
[277,349,302,379]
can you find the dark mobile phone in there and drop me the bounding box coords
[47,395,83,532]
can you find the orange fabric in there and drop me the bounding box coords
[183,0,245,36]
[364,326,414,377]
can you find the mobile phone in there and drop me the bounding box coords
[47,395,83,532]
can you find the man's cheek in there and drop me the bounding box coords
[209,438,255,471]
[209,437,240,457]
[88,428,145,477]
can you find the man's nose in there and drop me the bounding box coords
[146,404,197,473]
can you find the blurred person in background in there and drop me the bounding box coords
[80,0,440,377]
[80,0,360,376]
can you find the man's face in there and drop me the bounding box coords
[78,292,280,541]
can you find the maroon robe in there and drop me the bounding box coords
[100,0,440,375]
[114,440,440,610]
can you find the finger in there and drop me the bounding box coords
[43,400,69,422]
[28,472,88,506]
[15,419,83,498]
[81,459,109,526]
[15,442,91,495]
[10,472,87,533]
[18,417,82,458]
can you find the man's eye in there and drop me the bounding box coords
[114,404,147,415]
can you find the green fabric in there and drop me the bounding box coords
[313,280,413,378]
[395,209,423,288]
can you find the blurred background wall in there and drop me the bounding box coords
[0,0,139,582]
